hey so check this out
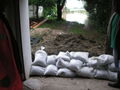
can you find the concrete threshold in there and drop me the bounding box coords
[23,77,119,90]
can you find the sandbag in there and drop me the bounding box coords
[32,50,47,67]
[57,51,70,61]
[87,57,97,67]
[108,63,117,72]
[77,67,95,78]
[30,66,45,76]
[87,57,108,70]
[97,54,114,65]
[70,51,89,63]
[89,55,114,70]
[57,68,76,77]
[69,59,83,72]
[44,65,58,76]
[56,58,70,68]
[108,62,120,72]
[94,70,109,80]
[108,71,117,81]
[47,55,57,65]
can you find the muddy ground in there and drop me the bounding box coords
[31,27,106,58]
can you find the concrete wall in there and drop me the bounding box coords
[19,0,32,79]
[29,5,36,18]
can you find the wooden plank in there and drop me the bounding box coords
[32,18,48,29]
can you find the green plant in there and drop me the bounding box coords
[83,0,112,32]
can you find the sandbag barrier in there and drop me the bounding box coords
[30,48,118,81]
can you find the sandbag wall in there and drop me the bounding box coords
[30,49,118,81]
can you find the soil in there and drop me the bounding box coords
[31,27,106,57]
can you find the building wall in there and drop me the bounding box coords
[19,0,32,79]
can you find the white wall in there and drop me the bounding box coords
[29,5,43,18]
[19,0,32,79]
[29,5,36,18]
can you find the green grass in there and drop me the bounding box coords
[39,19,86,34]
[70,28,87,34]
[39,19,67,29]
[69,23,86,34]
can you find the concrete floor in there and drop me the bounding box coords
[23,77,119,90]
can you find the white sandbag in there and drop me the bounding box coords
[108,71,117,81]
[32,50,47,67]
[108,62,120,72]
[44,65,58,76]
[87,57,98,67]
[57,51,70,61]
[57,68,76,77]
[30,66,45,76]
[108,63,117,72]
[94,70,109,80]
[70,52,89,63]
[89,54,114,70]
[69,59,83,72]
[56,58,70,68]
[97,54,114,65]
[87,57,108,70]
[77,67,95,78]
[47,55,57,65]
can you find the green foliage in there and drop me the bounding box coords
[29,0,67,20]
[29,0,56,7]
[83,0,112,32]
[29,0,57,18]
[43,5,57,18]
[39,20,66,29]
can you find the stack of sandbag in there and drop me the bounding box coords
[30,48,47,76]
[30,50,90,77]
[30,48,117,81]
[87,54,117,81]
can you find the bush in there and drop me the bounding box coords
[83,0,112,32]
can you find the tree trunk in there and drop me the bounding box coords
[35,4,39,19]
[57,3,62,20]
[57,0,66,20]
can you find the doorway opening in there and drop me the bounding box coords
[29,0,105,59]
[23,0,117,90]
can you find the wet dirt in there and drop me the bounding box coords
[31,28,105,57]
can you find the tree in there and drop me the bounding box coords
[57,0,66,20]
[83,0,112,32]
[29,0,56,19]
[29,0,66,20]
